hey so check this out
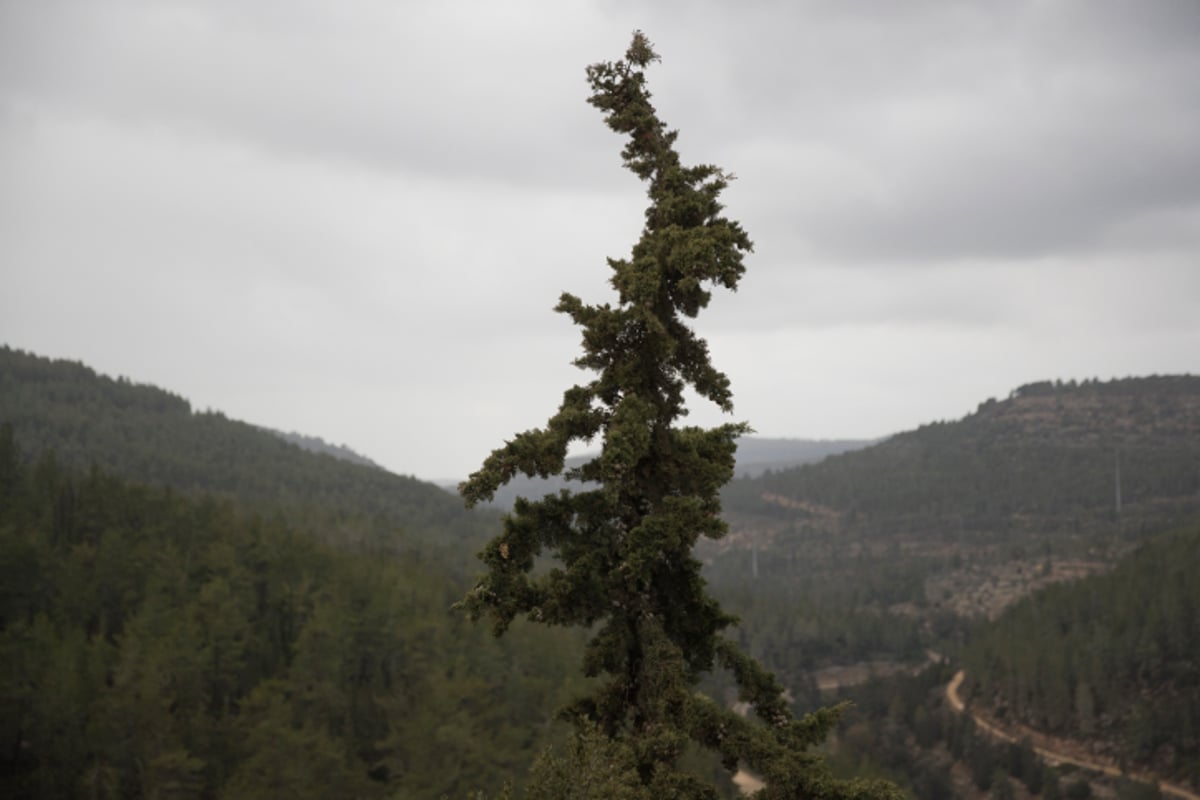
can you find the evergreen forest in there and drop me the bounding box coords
[3,346,1198,798]
[963,523,1200,785]
[0,423,593,798]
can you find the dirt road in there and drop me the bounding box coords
[946,670,1199,800]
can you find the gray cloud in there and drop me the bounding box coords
[0,0,632,189]
[2,0,1197,479]
[625,1,1200,263]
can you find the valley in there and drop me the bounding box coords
[946,671,1200,800]
[2,346,1197,798]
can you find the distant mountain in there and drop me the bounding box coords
[0,346,496,551]
[731,436,875,478]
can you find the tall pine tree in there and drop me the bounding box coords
[459,32,900,799]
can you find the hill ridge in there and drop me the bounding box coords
[0,345,494,550]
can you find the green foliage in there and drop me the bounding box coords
[963,522,1200,784]
[1043,768,1063,800]
[0,346,496,558]
[1115,778,1163,800]
[989,768,1014,800]
[1065,777,1094,799]
[458,32,900,799]
[522,723,651,800]
[821,519,1199,796]
[222,683,377,800]
[0,444,588,799]
[705,549,926,687]
[819,662,1089,800]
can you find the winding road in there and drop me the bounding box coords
[946,670,1199,800]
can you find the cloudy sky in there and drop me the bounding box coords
[2,1,1198,481]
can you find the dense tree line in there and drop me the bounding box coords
[706,556,926,686]
[0,346,496,556]
[962,523,1200,787]
[0,427,590,798]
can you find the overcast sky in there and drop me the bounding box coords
[2,1,1198,481]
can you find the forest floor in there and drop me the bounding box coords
[945,670,1199,800]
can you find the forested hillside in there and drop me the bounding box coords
[0,347,601,796]
[703,379,1200,798]
[0,426,589,798]
[725,376,1200,538]
[707,376,1200,670]
[813,522,1200,799]
[0,347,492,555]
[962,522,1200,787]
[5,344,1196,797]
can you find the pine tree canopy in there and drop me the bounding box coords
[458,32,901,799]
